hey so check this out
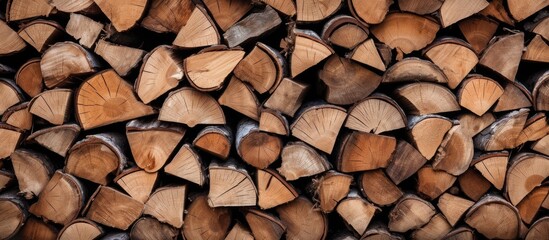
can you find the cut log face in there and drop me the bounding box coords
[94,0,147,32]
[444,227,475,240]
[278,141,331,181]
[465,195,520,239]
[2,102,33,130]
[348,0,390,24]
[371,13,439,54]
[85,186,144,230]
[411,213,452,240]
[319,55,381,105]
[59,219,104,240]
[359,170,403,206]
[236,120,282,169]
[173,5,220,48]
[49,0,94,13]
[259,108,289,136]
[458,75,504,116]
[479,33,524,81]
[338,131,396,173]
[11,149,53,199]
[276,196,327,240]
[13,217,58,240]
[532,71,549,111]
[15,59,43,97]
[517,186,549,224]
[224,6,281,48]
[0,171,15,191]
[531,16,549,41]
[439,0,489,27]
[164,144,205,186]
[296,0,341,22]
[526,217,549,240]
[315,171,353,213]
[362,224,402,240]
[26,124,81,157]
[18,20,63,52]
[66,13,104,48]
[291,31,334,77]
[532,134,549,156]
[506,153,549,205]
[126,119,185,172]
[458,16,499,54]
[203,0,252,31]
[185,48,245,91]
[0,20,26,56]
[0,79,23,116]
[394,82,460,115]
[264,78,309,117]
[29,89,72,125]
[474,108,529,151]
[0,193,28,240]
[7,0,53,22]
[523,35,549,63]
[193,126,232,159]
[459,169,491,201]
[208,161,257,207]
[160,87,225,127]
[479,0,514,26]
[144,185,186,228]
[115,168,158,204]
[322,15,369,49]
[494,81,533,112]
[225,222,254,240]
[218,77,260,120]
[245,209,286,240]
[408,115,453,159]
[135,45,183,104]
[336,190,378,236]
[95,39,146,77]
[349,39,387,71]
[29,171,85,225]
[397,0,443,14]
[261,0,296,16]
[386,140,427,185]
[507,0,549,22]
[65,133,126,185]
[438,193,474,226]
[433,125,474,176]
[417,165,457,200]
[233,43,285,94]
[0,124,23,160]
[473,152,508,190]
[141,0,194,33]
[41,42,100,88]
[130,217,178,240]
[458,112,495,138]
[182,195,231,240]
[388,194,436,233]
[291,104,347,154]
[382,57,448,84]
[345,94,406,134]
[256,169,298,209]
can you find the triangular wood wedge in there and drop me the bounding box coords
[159,87,225,127]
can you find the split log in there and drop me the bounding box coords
[50,0,95,13]
[507,0,549,22]
[394,82,460,115]
[245,209,286,240]
[7,0,53,21]
[13,217,57,240]
[58,219,105,240]
[66,13,104,48]
[506,153,549,205]
[202,0,252,31]
[359,170,403,206]
[348,0,390,24]
[276,196,327,240]
[235,119,282,169]
[290,30,334,77]
[208,160,257,207]
[2,102,33,130]
[130,217,178,240]
[517,186,549,224]
[472,152,508,190]
[25,124,81,157]
[526,217,549,240]
[348,39,387,71]
[411,213,452,240]
[184,47,245,91]
[296,0,341,22]
[0,20,26,56]
[264,78,309,117]
[458,169,491,201]
[15,59,43,97]
[433,125,474,176]
[29,89,72,125]
[0,124,24,159]
[115,168,158,204]
[336,190,378,236]
[256,168,298,209]
[233,43,285,94]
[0,171,15,191]
[0,192,28,239]
[218,77,260,120]
[458,112,495,137]
[493,81,533,112]
[417,165,457,199]
[439,0,489,27]
[94,0,147,32]
[11,149,53,199]
[531,70,549,111]
[182,194,231,240]
[141,0,194,34]
[85,186,144,230]
[424,39,478,89]
[345,94,406,134]
[388,194,436,233]
[382,58,448,84]
[479,33,524,81]
[444,227,475,240]
[95,39,146,77]
[464,195,521,239]
[407,115,453,159]
[523,35,549,63]
[516,113,549,146]
[386,140,427,184]
[480,0,515,25]
[321,15,369,49]
[278,141,331,181]
[18,20,64,52]
[397,0,443,14]
[0,79,24,116]
[193,126,232,159]
[532,134,549,156]
[160,87,225,127]
[144,185,186,228]
[164,144,205,186]
[337,131,396,173]
[474,108,529,151]
[172,5,220,48]
[259,108,289,136]
[313,171,352,213]
[225,222,254,240]
[458,16,498,54]
[224,6,281,48]
[438,193,474,226]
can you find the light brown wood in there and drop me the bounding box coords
[182,194,231,240]
[95,39,146,77]
[480,0,515,26]
[203,0,252,31]
[530,15,549,40]
[225,222,254,240]
[18,20,63,52]
[532,134,549,156]
[173,5,220,48]
[234,43,285,94]
[115,168,158,203]
[144,185,186,228]
[523,35,549,63]
[338,131,396,173]
[0,171,15,191]
[264,78,309,117]
[11,149,53,199]
[433,125,474,176]
[526,217,549,240]
[506,153,549,205]
[256,168,298,209]
[164,144,205,186]
[458,112,496,137]
[66,13,104,48]
[473,152,508,190]
[218,77,260,120]
[345,94,406,134]
[424,38,478,89]
[276,196,327,240]
[349,39,387,71]
[224,6,282,48]
[85,186,144,230]
[291,30,334,77]
[359,170,403,206]
[59,218,104,240]
[296,0,341,22]
[531,70,549,111]
[2,102,33,130]
[26,124,81,157]
[516,113,549,146]
[444,227,475,240]
[94,0,147,31]
[458,169,491,201]
[507,0,549,21]
[383,57,448,84]
[130,217,178,240]
[439,0,489,27]
[474,108,529,151]
[0,79,23,116]
[397,0,443,14]
[0,192,28,240]
[13,217,57,240]
[0,19,26,55]
[135,45,182,104]
[465,195,520,239]
[0,124,23,160]
[348,0,390,24]
[15,59,42,97]
[322,15,369,49]
[517,186,549,224]
[388,194,436,233]
[386,140,427,184]
[245,209,286,240]
[458,16,499,54]
[49,0,94,13]
[7,0,54,21]
[494,81,533,112]
[336,190,378,236]
[278,141,331,181]
[314,171,352,213]
[160,87,225,127]
[479,33,524,81]
[417,165,457,199]
[259,108,289,136]
[438,193,474,226]
[261,0,296,16]
[193,126,232,159]
[141,0,194,33]
[29,89,72,125]
[411,213,452,240]
[394,83,460,115]
[408,115,453,159]
[185,48,245,91]
[208,161,257,207]
[235,119,282,169]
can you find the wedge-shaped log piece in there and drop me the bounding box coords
[14,217,57,240]
[66,133,127,185]
[41,42,100,88]
[95,39,146,77]
[362,224,402,240]
[523,35,549,63]
[257,169,298,209]
[127,119,185,172]
[494,81,533,112]
[7,0,53,21]
[394,82,460,115]
[59,219,104,240]
[277,196,327,240]
[479,0,515,26]
[314,171,352,213]
[439,0,489,27]
[203,0,251,31]
[144,185,186,228]
[336,190,378,236]
[338,131,396,173]
[94,0,147,31]
[438,193,474,226]
[345,94,406,134]
[11,149,53,199]
[382,58,448,83]
[218,77,260,120]
[0,192,28,239]
[507,0,549,22]
[320,55,381,105]
[479,33,524,81]
[165,144,205,186]
[29,89,72,125]
[131,217,178,240]
[224,6,281,48]
[417,165,457,199]
[386,140,427,185]
[0,171,15,191]
[16,59,42,97]
[18,20,63,52]
[474,108,529,151]
[424,38,478,89]
[397,0,443,14]
[50,0,94,13]
[530,16,549,40]
[444,227,475,240]
[473,152,508,190]
[141,0,194,33]
[433,125,474,176]
[458,113,495,137]
[388,194,436,233]
[348,0,390,24]
[236,120,282,169]
[85,186,144,230]
[246,209,286,240]
[517,186,549,224]
[278,141,331,181]
[225,222,253,240]
[26,124,80,157]
[411,214,452,240]
[359,170,402,206]
[322,15,369,49]
[2,102,32,130]
[459,169,491,201]
[185,48,245,91]
[531,70,549,111]
[234,43,285,94]
[261,0,295,16]
[264,78,309,117]
[30,171,85,225]
[408,115,453,159]
[532,134,549,156]
[173,5,220,48]
[506,153,549,205]
[297,0,341,22]
[458,16,498,54]
[526,217,549,240]
[160,87,225,127]
[135,45,183,104]
[465,195,520,239]
[182,194,231,240]
[371,13,439,54]
[259,108,289,136]
[193,126,232,159]
[291,30,334,77]
[516,113,549,146]
[291,103,346,154]
[115,168,158,204]
[66,13,104,48]
[208,161,257,207]
[0,79,23,115]
[75,69,155,130]
[349,39,387,71]
[0,124,23,160]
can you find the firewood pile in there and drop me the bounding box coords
[1,0,549,239]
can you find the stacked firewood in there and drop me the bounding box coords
[1,0,549,239]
